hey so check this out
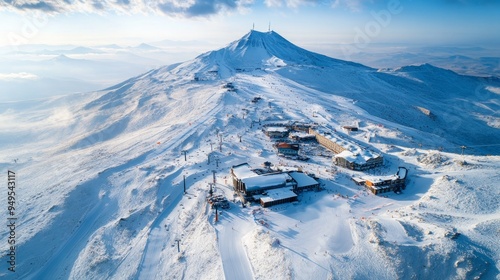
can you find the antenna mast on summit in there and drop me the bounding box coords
[268,22,271,32]
[252,23,254,30]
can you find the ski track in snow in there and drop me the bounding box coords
[216,206,255,280]
[135,168,185,280]
[133,91,226,279]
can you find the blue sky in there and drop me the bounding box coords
[1,0,499,48]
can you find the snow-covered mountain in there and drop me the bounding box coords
[204,30,367,69]
[0,30,499,280]
[61,30,499,154]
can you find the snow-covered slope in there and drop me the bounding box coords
[208,30,368,69]
[0,30,498,280]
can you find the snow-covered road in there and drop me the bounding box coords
[216,204,255,280]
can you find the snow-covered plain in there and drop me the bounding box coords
[0,30,499,279]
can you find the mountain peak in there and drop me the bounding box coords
[194,30,368,72]
[221,29,297,65]
[50,54,72,61]
[133,43,160,50]
[395,63,460,77]
[232,30,282,48]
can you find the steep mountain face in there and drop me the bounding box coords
[207,30,368,69]
[1,30,499,280]
[162,30,371,80]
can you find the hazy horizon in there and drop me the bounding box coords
[1,0,499,102]
[1,1,500,48]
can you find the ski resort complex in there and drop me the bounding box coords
[1,30,499,280]
[230,162,319,206]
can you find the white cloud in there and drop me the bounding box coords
[0,0,255,18]
[0,72,39,81]
[264,0,320,8]
[264,0,283,7]
[331,0,372,11]
[486,86,500,95]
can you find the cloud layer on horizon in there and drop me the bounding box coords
[0,0,373,17]
[2,0,499,18]
[0,0,254,17]
[0,72,39,81]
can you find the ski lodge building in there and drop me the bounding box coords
[230,163,319,207]
[288,131,316,141]
[263,121,317,139]
[352,167,409,194]
[275,142,299,156]
[259,188,298,207]
[309,127,383,171]
[231,163,292,195]
[264,126,289,138]
[288,171,320,191]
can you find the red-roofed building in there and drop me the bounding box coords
[275,142,299,156]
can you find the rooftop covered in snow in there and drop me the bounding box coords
[288,172,319,189]
[363,174,400,185]
[260,188,297,204]
[231,163,258,180]
[314,126,382,164]
[242,173,290,193]
[265,126,289,132]
[334,149,382,165]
